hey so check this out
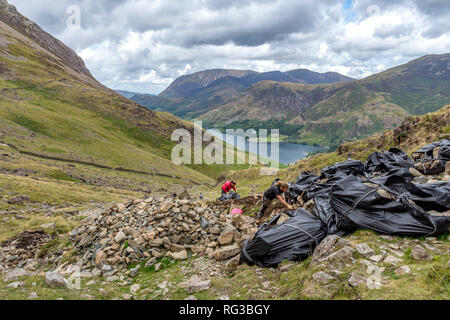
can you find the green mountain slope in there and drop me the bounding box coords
[0,1,216,190]
[135,68,354,119]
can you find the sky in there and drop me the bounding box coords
[8,0,450,94]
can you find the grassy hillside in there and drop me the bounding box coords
[0,53,208,182]
[0,2,263,181]
[0,1,270,228]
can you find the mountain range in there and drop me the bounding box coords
[115,89,154,99]
[131,54,450,149]
[133,68,355,121]
[160,68,354,99]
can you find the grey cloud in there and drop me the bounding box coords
[374,23,414,38]
[354,0,450,38]
[411,0,450,16]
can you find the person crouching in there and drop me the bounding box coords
[221,180,237,197]
[257,181,294,219]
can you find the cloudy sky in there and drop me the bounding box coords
[9,0,450,94]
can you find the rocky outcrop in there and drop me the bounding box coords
[0,0,93,78]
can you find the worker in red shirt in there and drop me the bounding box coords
[221,180,237,197]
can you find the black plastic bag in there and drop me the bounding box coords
[375,175,450,212]
[329,175,450,236]
[240,209,327,268]
[287,172,351,204]
[320,159,365,178]
[241,140,450,268]
[217,191,240,201]
[365,148,413,174]
[313,194,346,236]
[287,172,319,202]
[414,139,450,160]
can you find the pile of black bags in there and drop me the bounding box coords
[240,140,450,267]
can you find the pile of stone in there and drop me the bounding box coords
[66,196,259,276]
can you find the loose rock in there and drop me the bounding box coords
[411,245,433,261]
[45,271,68,288]
[312,271,335,284]
[395,265,411,275]
[213,245,241,261]
[348,273,367,287]
[355,243,375,256]
[179,276,211,294]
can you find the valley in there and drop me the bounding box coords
[0,0,449,303]
[130,54,450,150]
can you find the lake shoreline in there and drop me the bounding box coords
[206,129,324,165]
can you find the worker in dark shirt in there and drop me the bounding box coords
[257,181,293,219]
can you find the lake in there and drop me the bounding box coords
[206,129,322,165]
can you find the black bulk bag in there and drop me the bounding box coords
[330,175,450,236]
[240,209,327,268]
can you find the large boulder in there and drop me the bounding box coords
[218,224,237,246]
[45,271,68,288]
[168,250,188,260]
[411,245,433,261]
[213,245,241,261]
[179,276,211,294]
[3,268,30,282]
[312,235,354,265]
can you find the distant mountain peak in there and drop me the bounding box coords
[160,67,354,99]
[285,69,355,84]
[160,69,256,98]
